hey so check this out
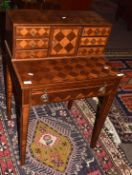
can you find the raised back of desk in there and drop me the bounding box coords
[6,9,111,60]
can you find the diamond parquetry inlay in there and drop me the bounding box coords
[50,28,80,56]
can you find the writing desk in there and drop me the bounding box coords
[4,52,122,165]
[3,9,123,165]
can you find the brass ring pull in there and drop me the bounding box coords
[40,90,49,103]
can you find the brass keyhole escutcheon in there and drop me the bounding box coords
[41,90,49,103]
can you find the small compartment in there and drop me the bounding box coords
[15,38,49,50]
[15,26,50,38]
[80,37,108,46]
[31,84,114,106]
[82,27,111,36]
[77,47,105,56]
[14,49,48,59]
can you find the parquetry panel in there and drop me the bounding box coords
[80,37,107,46]
[15,50,48,59]
[78,47,104,56]
[16,26,50,37]
[50,28,80,56]
[15,39,49,49]
[82,27,111,36]
[15,57,116,86]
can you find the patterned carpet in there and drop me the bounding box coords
[87,57,132,143]
[0,56,132,174]
[0,99,132,175]
[91,0,132,149]
[108,58,132,117]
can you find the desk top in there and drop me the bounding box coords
[7,9,111,26]
[13,57,119,88]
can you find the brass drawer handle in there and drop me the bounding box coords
[98,84,107,94]
[40,90,49,103]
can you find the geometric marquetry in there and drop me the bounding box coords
[15,39,49,49]
[16,26,50,38]
[80,37,108,46]
[78,47,105,56]
[14,50,48,59]
[50,27,80,56]
[82,27,111,36]
[6,9,112,60]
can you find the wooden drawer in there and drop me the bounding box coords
[49,27,81,56]
[80,37,108,46]
[15,38,49,50]
[15,26,50,38]
[14,49,48,59]
[82,27,111,36]
[31,85,113,105]
[77,47,105,56]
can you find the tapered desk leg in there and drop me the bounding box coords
[19,90,30,165]
[5,64,12,120]
[90,94,115,148]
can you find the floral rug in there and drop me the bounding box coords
[108,58,132,117]
[27,117,87,174]
[0,100,132,175]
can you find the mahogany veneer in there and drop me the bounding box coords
[3,9,123,165]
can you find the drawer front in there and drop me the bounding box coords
[78,47,105,56]
[49,27,81,56]
[80,37,108,46]
[15,26,50,38]
[14,49,48,59]
[31,85,113,105]
[82,27,111,36]
[15,39,49,49]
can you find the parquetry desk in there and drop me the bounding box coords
[3,9,123,165]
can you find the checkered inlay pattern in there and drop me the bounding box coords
[15,50,48,59]
[82,27,111,36]
[80,37,107,46]
[15,57,116,86]
[16,26,50,37]
[78,47,104,56]
[50,28,80,56]
[15,39,49,49]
